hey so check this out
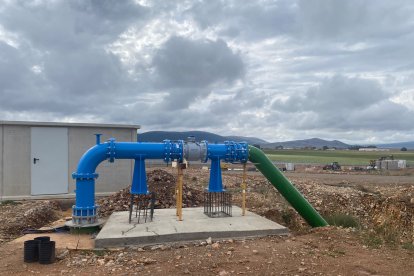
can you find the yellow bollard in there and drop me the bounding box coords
[176,184,179,216]
[242,163,247,216]
[177,163,184,221]
[176,163,179,216]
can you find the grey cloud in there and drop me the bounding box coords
[273,75,389,112]
[0,0,148,118]
[152,36,244,109]
[347,100,414,130]
[188,0,295,40]
[99,88,267,132]
[0,42,30,90]
[0,42,56,112]
[273,75,414,131]
[1,0,148,49]
[296,0,414,41]
[209,89,269,116]
[71,0,147,21]
[43,49,128,96]
[1,0,414,144]
[101,101,225,131]
[286,36,414,75]
[152,36,244,88]
[187,0,414,43]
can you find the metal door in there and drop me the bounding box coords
[31,127,68,195]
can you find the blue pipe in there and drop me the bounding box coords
[131,156,147,194]
[71,137,248,225]
[208,157,224,192]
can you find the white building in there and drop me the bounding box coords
[359,148,390,152]
[0,121,140,200]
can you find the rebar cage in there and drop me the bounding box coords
[129,193,156,224]
[203,191,232,218]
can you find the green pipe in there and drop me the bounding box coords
[248,145,328,227]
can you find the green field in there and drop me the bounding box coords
[263,149,414,166]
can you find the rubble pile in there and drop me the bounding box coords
[97,187,131,217]
[276,179,414,240]
[293,180,367,218]
[361,191,414,240]
[98,169,204,217]
[223,172,414,240]
[0,201,60,241]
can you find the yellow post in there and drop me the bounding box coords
[242,163,247,216]
[177,163,184,221]
[176,163,179,216]
[176,172,179,216]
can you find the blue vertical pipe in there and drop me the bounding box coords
[131,156,148,194]
[72,144,108,223]
[207,144,226,192]
[95,134,102,145]
[208,157,224,192]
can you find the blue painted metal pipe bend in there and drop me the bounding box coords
[71,137,248,225]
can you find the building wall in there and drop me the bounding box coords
[0,124,137,199]
[2,125,31,197]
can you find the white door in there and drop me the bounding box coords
[31,127,68,195]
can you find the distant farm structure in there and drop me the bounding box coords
[359,148,390,152]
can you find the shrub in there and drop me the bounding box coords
[0,200,20,206]
[324,213,360,228]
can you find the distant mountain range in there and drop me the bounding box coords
[137,131,268,145]
[377,141,414,149]
[260,138,350,149]
[138,131,414,149]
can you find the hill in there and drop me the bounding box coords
[138,132,351,149]
[137,131,268,145]
[225,135,268,145]
[377,141,414,150]
[261,138,350,149]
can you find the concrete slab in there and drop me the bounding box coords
[95,206,288,248]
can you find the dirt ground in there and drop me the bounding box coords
[0,168,413,275]
[0,226,413,276]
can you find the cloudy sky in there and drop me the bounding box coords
[1,0,413,144]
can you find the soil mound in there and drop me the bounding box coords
[0,201,60,242]
[98,169,204,217]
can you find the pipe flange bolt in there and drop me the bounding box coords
[72,172,99,180]
[163,140,172,162]
[107,138,116,162]
[223,141,248,163]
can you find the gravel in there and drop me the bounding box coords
[0,200,60,242]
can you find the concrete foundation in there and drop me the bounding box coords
[95,206,288,248]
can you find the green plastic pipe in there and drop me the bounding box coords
[248,145,328,227]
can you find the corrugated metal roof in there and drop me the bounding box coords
[0,120,140,129]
